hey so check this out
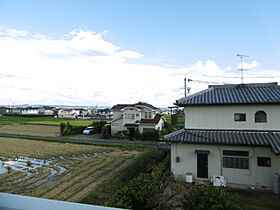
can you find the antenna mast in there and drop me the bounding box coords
[236,54,249,84]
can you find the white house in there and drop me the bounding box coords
[21,107,39,115]
[111,102,165,137]
[163,82,280,189]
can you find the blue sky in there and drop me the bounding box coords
[0,0,280,106]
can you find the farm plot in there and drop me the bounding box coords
[0,124,59,137]
[0,137,140,202]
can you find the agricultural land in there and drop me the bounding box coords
[0,137,140,202]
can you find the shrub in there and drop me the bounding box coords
[181,184,241,210]
[106,155,175,210]
[26,160,32,167]
[60,123,66,135]
[137,130,160,141]
[6,166,11,173]
[114,130,129,139]
[60,122,86,136]
[91,120,108,133]
[102,126,109,139]
[80,149,166,205]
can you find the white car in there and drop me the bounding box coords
[82,126,95,135]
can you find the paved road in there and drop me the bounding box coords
[0,133,170,151]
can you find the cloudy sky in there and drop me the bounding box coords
[0,0,280,107]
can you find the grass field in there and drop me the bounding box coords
[0,137,140,202]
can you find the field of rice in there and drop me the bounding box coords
[0,137,140,202]
[0,124,60,137]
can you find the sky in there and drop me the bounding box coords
[0,0,280,107]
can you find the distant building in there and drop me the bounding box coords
[38,106,55,115]
[57,108,78,119]
[97,108,113,119]
[22,107,39,115]
[111,102,165,137]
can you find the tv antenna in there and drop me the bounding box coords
[237,54,249,83]
[181,74,191,97]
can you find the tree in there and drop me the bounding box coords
[181,184,242,210]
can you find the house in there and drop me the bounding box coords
[74,108,89,117]
[38,106,55,115]
[97,108,113,119]
[163,82,280,189]
[111,102,165,137]
[21,107,39,115]
[57,108,78,119]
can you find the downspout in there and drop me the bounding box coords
[218,145,223,176]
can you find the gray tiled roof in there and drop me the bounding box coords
[175,82,280,106]
[163,129,280,155]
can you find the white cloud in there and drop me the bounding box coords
[237,61,259,70]
[0,26,278,107]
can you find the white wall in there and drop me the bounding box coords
[184,104,280,130]
[111,118,126,136]
[171,144,280,188]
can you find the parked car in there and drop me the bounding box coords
[82,126,95,135]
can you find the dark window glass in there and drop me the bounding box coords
[223,157,249,169]
[257,157,271,167]
[234,113,246,121]
[255,110,267,123]
[223,150,249,156]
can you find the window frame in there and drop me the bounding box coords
[257,157,271,167]
[234,113,246,122]
[255,110,267,123]
[222,150,249,170]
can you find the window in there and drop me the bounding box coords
[148,112,152,119]
[255,110,267,123]
[223,150,249,169]
[234,113,246,121]
[131,113,135,119]
[257,157,271,167]
[136,113,139,117]
[145,112,148,118]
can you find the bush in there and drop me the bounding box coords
[91,120,108,133]
[102,126,109,139]
[114,130,129,139]
[60,122,86,136]
[106,155,175,210]
[181,184,241,210]
[137,130,160,141]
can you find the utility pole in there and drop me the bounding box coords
[237,54,249,84]
[184,74,187,97]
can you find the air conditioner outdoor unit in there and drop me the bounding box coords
[211,175,226,187]
[185,172,193,183]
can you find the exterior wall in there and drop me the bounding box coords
[58,110,77,118]
[111,118,126,136]
[140,107,155,119]
[22,109,39,115]
[155,117,165,131]
[123,109,141,124]
[185,104,280,130]
[112,110,122,119]
[139,124,155,133]
[171,144,280,188]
